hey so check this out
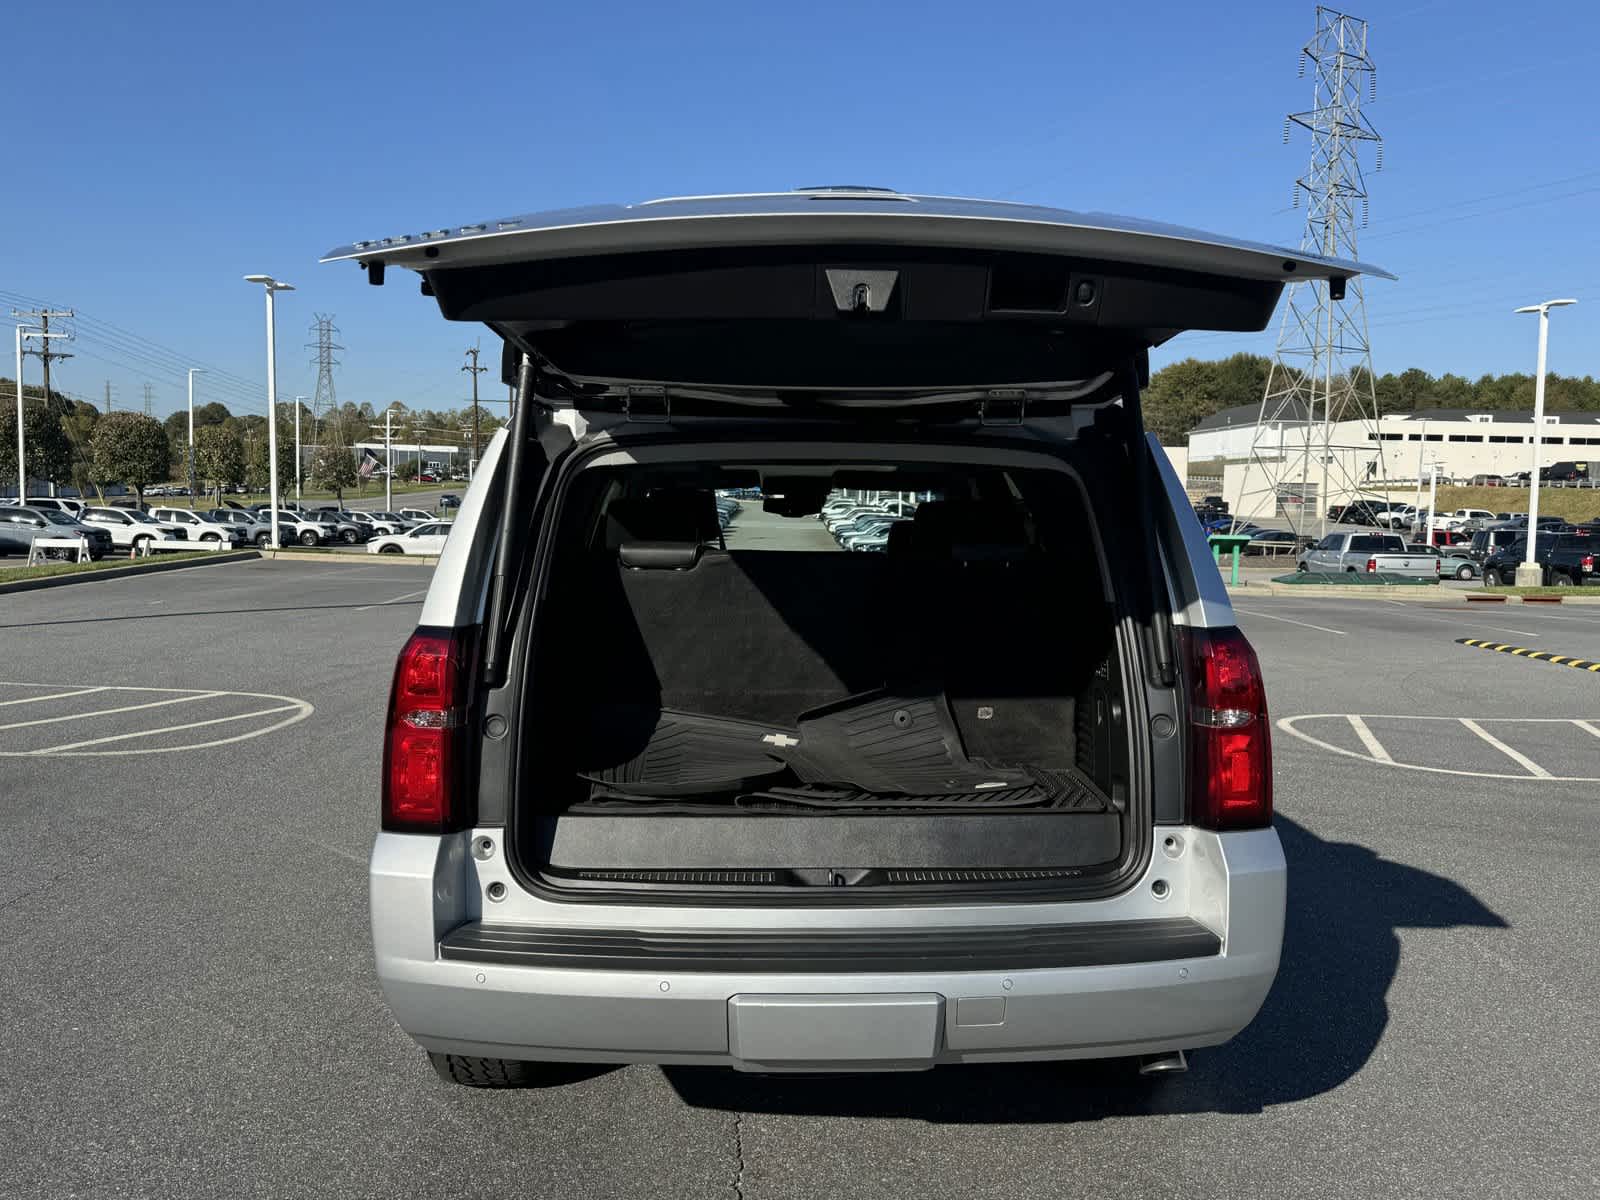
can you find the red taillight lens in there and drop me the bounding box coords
[1183,626,1273,831]
[1366,557,1377,572]
[383,628,474,833]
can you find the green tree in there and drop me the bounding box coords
[309,445,358,502]
[244,433,295,496]
[0,396,74,492]
[396,459,418,482]
[195,426,245,505]
[89,412,171,502]
[1142,358,1223,445]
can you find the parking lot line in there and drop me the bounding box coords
[0,691,222,732]
[30,704,305,754]
[354,588,428,612]
[1459,718,1552,778]
[1346,715,1394,763]
[1233,607,1346,636]
[1575,720,1600,740]
[0,687,108,708]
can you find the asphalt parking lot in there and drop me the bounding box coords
[1,564,1597,1199]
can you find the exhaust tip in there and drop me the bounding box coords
[1137,1050,1189,1076]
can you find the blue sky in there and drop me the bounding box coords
[2,0,1596,422]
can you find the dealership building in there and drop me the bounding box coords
[1187,405,1600,518]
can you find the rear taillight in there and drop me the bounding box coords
[1366,557,1377,572]
[1183,626,1273,831]
[1584,555,1594,573]
[382,627,475,833]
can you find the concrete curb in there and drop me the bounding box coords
[265,550,439,566]
[0,550,260,596]
[1224,582,1600,605]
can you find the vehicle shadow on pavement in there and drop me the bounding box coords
[663,816,1508,1121]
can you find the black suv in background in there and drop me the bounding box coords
[1540,461,1590,484]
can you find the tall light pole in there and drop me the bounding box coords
[13,324,69,502]
[244,275,295,553]
[1513,298,1578,586]
[187,368,205,506]
[292,395,307,500]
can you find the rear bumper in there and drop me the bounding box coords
[370,826,1285,1069]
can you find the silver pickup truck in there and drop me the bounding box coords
[1297,531,1439,578]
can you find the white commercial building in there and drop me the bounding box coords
[1186,405,1600,519]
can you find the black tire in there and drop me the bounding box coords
[255,531,272,548]
[202,533,220,543]
[379,543,402,554]
[133,534,153,556]
[1455,564,1474,580]
[341,528,358,544]
[427,1051,590,1089]
[1485,568,1504,586]
[299,530,317,546]
[1296,561,1308,573]
[1553,571,1574,587]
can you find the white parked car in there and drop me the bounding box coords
[263,509,341,546]
[23,496,89,519]
[397,507,436,524]
[148,507,246,545]
[348,510,412,536]
[78,506,189,551]
[367,521,451,555]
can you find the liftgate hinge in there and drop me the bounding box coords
[980,389,1027,426]
[623,385,671,422]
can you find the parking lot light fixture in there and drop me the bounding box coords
[1512,299,1577,585]
[244,277,295,552]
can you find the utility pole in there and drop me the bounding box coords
[1237,6,1386,537]
[187,368,205,505]
[11,322,70,501]
[13,309,74,414]
[372,408,399,512]
[292,395,307,499]
[462,343,486,480]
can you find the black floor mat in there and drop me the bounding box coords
[577,710,790,797]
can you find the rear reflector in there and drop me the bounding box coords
[383,627,475,834]
[1182,626,1273,831]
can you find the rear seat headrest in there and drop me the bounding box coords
[885,521,916,558]
[618,541,702,570]
[605,490,721,549]
[909,499,1030,561]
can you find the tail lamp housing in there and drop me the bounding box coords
[1182,625,1273,831]
[383,626,477,834]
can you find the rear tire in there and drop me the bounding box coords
[1455,564,1474,580]
[255,532,272,548]
[299,530,317,546]
[428,1052,585,1089]
[1485,568,1504,586]
[341,529,358,544]
[1553,571,1573,587]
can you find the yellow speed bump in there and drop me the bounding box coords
[1457,638,1600,672]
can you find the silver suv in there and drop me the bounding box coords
[336,190,1384,1086]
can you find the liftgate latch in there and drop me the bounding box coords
[980,389,1027,426]
[623,385,671,422]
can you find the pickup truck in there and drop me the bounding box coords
[1297,531,1440,578]
[1480,533,1596,586]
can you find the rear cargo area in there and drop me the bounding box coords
[512,453,1143,898]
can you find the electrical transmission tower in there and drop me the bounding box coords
[143,383,154,416]
[1235,6,1387,535]
[307,314,343,452]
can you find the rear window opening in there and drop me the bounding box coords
[507,450,1152,902]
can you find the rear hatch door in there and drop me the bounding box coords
[323,189,1391,419]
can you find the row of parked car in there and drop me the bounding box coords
[1293,523,1596,586]
[0,496,456,560]
[819,496,922,552]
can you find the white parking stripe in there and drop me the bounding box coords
[1232,607,1347,636]
[1574,720,1600,740]
[1347,715,1394,763]
[1459,719,1553,779]
[0,691,222,732]
[0,687,107,708]
[354,588,428,612]
[29,704,304,754]
[1277,714,1600,782]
